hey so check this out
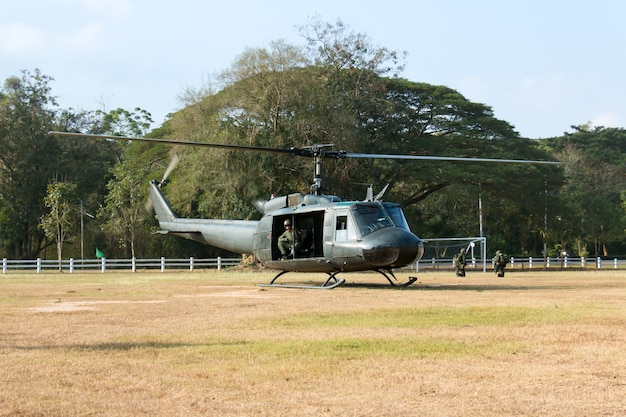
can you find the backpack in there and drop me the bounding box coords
[494,253,509,265]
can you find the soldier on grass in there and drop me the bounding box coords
[453,248,467,277]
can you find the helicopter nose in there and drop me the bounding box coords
[361,228,423,267]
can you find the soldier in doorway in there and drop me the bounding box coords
[278,219,301,260]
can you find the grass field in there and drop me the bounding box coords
[1,269,625,416]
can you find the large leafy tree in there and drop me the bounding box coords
[0,70,60,258]
[151,20,560,261]
[93,108,158,259]
[543,126,626,257]
[98,153,150,259]
[0,70,128,259]
[358,77,562,254]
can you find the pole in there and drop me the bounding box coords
[80,200,94,265]
[80,200,84,262]
[543,181,548,267]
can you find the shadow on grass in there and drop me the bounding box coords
[5,340,250,352]
[341,282,574,291]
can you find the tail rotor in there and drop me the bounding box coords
[146,154,179,212]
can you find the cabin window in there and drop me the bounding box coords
[335,212,357,241]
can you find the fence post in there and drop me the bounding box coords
[217,256,222,271]
[546,257,550,269]
[581,257,586,268]
[132,257,136,272]
[597,257,601,269]
[564,256,568,268]
[101,258,106,273]
[190,257,194,271]
[2,258,6,274]
[510,257,515,269]
[615,258,618,269]
[37,258,41,273]
[161,257,165,272]
[69,258,74,273]
[529,257,533,269]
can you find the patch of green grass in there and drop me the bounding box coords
[250,337,521,360]
[272,305,598,329]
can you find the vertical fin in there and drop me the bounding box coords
[148,180,176,223]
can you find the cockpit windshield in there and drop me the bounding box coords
[353,203,394,237]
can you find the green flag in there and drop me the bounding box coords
[95,248,105,259]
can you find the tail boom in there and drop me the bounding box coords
[148,181,257,254]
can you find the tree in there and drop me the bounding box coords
[40,180,77,270]
[543,126,626,257]
[0,69,59,258]
[98,157,147,259]
[94,110,158,259]
[91,107,153,137]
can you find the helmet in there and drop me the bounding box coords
[283,219,292,226]
[496,250,502,255]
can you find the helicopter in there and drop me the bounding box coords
[50,131,560,289]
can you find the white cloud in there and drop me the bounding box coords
[0,22,45,54]
[61,23,106,47]
[83,0,131,19]
[518,73,569,112]
[591,112,624,129]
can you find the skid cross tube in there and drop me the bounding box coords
[258,270,345,289]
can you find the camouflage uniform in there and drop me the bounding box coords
[492,250,508,277]
[453,248,467,277]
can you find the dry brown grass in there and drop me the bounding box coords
[1,269,625,416]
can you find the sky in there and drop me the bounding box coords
[1,0,625,139]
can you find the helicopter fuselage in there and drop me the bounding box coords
[256,201,423,273]
[148,181,423,273]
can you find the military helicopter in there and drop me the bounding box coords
[50,131,560,289]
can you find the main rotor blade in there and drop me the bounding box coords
[48,131,296,156]
[50,131,560,165]
[342,153,561,165]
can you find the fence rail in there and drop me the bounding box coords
[2,257,242,274]
[2,256,625,274]
[415,256,626,271]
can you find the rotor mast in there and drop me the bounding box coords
[305,144,338,196]
[311,145,323,195]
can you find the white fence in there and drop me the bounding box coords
[3,255,625,274]
[415,256,626,271]
[2,257,242,274]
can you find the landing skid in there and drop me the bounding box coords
[258,269,417,289]
[342,269,417,288]
[258,270,345,289]
[377,269,418,287]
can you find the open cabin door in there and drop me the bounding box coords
[271,211,325,260]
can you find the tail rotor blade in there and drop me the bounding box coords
[146,154,179,212]
[160,154,179,184]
